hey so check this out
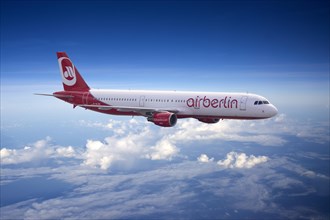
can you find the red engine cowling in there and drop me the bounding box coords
[197,118,220,124]
[148,112,177,127]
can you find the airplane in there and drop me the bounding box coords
[36,52,278,127]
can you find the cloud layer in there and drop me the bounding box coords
[1,114,329,171]
[1,114,329,219]
[1,155,328,220]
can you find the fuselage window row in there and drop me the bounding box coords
[97,97,186,103]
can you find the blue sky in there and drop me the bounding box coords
[1,0,329,219]
[1,0,329,119]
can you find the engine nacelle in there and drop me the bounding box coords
[148,112,177,127]
[197,118,220,124]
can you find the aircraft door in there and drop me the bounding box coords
[139,96,145,107]
[240,96,248,111]
[82,92,89,105]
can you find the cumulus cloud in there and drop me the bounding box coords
[0,137,76,165]
[1,137,54,164]
[2,114,327,170]
[79,119,146,170]
[56,146,75,158]
[0,148,14,158]
[0,119,182,170]
[82,126,180,170]
[146,139,179,160]
[83,140,118,170]
[77,114,330,171]
[79,115,295,148]
[197,154,214,163]
[1,115,329,219]
[56,117,287,170]
[167,118,287,146]
[217,151,269,169]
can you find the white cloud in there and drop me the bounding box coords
[146,139,179,160]
[55,116,285,170]
[217,151,268,169]
[2,155,328,220]
[274,113,286,122]
[78,118,140,136]
[56,146,75,157]
[81,124,152,170]
[83,140,116,170]
[2,115,327,170]
[1,161,218,219]
[197,154,214,163]
[0,148,17,164]
[0,148,15,158]
[167,118,287,146]
[0,137,54,164]
[0,137,78,165]
[79,115,294,148]
[82,126,180,170]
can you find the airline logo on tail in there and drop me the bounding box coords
[59,57,76,86]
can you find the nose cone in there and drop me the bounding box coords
[269,104,278,117]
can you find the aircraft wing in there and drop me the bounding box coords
[78,104,180,116]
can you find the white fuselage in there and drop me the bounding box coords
[49,52,278,127]
[89,89,278,119]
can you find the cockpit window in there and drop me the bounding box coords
[254,100,270,105]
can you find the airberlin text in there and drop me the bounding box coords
[187,96,238,109]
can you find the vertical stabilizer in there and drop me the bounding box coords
[57,52,90,91]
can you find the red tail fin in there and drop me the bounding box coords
[57,52,90,91]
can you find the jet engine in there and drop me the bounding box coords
[148,112,177,127]
[197,118,220,124]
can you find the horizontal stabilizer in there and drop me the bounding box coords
[34,93,54,96]
[34,93,74,98]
